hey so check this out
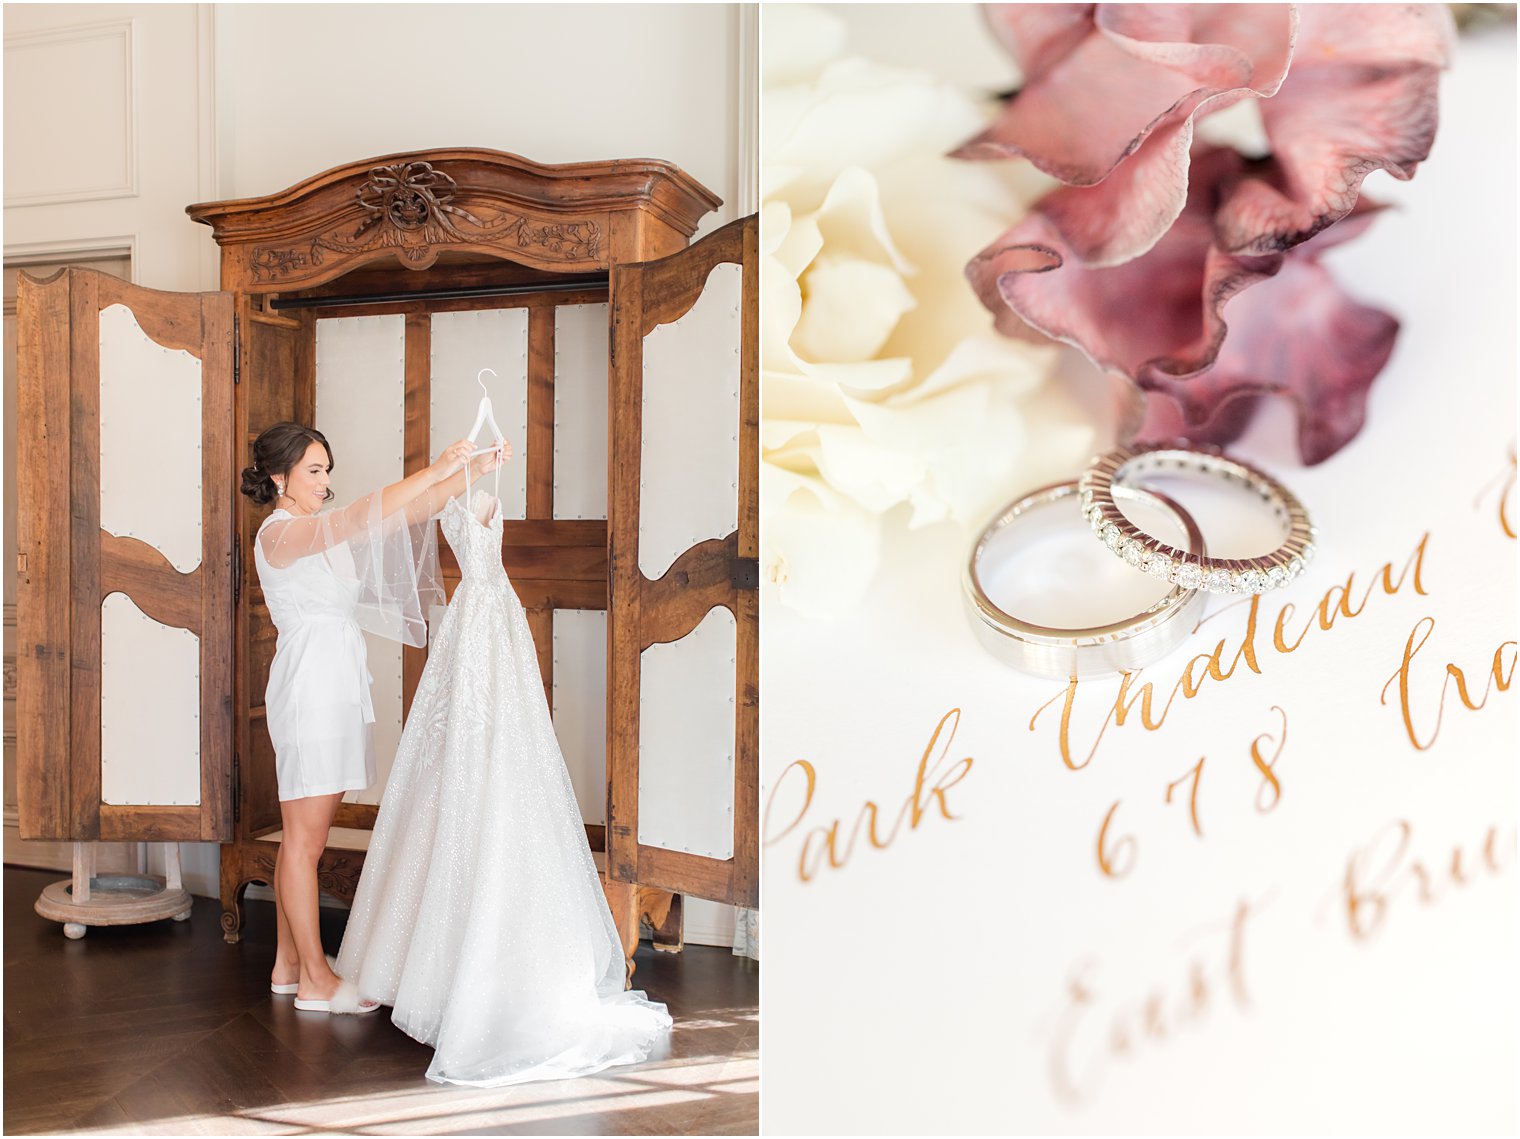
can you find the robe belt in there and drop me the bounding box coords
[287,613,375,724]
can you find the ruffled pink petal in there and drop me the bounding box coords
[1290,1,1454,71]
[1139,256,1400,464]
[1099,4,1295,91]
[968,145,1398,464]
[1137,389,1260,449]
[964,235,1064,343]
[961,4,1295,264]
[953,25,1206,183]
[1216,4,1454,254]
[1034,114,1196,266]
[969,148,1281,378]
[982,4,1095,82]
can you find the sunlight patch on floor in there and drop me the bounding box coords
[63,1052,759,1135]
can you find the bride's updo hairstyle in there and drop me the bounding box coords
[240,422,334,505]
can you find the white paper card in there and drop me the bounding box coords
[761,31,1517,1136]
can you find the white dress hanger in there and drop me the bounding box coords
[464,367,505,510]
[468,367,507,456]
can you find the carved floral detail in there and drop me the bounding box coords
[316,854,362,903]
[221,847,363,940]
[248,160,602,282]
[519,221,601,259]
[356,162,476,237]
[249,248,310,278]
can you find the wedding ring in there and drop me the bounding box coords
[964,480,1208,679]
[1078,443,1315,596]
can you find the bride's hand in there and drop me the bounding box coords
[428,439,475,484]
[468,440,511,479]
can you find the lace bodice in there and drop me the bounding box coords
[440,494,504,584]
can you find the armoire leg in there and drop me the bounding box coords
[219,844,246,943]
[602,878,641,982]
[651,891,684,954]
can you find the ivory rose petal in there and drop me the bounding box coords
[793,258,917,365]
[761,7,1088,615]
[760,462,882,620]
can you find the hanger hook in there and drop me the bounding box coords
[476,367,497,397]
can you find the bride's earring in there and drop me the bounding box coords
[274,480,285,497]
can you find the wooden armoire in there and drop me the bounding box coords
[16,148,758,963]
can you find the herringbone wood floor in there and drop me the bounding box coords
[3,867,758,1135]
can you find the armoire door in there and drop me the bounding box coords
[15,268,236,843]
[606,214,758,909]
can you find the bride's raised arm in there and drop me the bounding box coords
[256,439,507,649]
[259,440,502,568]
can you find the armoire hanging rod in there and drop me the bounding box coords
[268,277,610,311]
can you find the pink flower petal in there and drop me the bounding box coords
[1033,114,1196,266]
[953,25,1205,183]
[960,3,1295,264]
[969,147,1399,464]
[1137,388,1260,449]
[982,4,1096,82]
[1139,256,1400,464]
[1290,1,1453,71]
[1099,4,1295,91]
[969,148,1282,379]
[1216,3,1454,254]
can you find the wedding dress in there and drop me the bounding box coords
[335,491,672,1086]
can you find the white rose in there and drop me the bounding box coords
[761,4,1092,618]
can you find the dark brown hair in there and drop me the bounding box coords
[240,422,334,506]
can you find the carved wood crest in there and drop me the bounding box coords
[249,161,602,282]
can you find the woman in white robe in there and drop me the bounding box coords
[240,422,504,1013]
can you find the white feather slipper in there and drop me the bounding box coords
[294,978,381,1015]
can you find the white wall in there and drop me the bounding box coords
[4,2,753,947]
[3,4,216,288]
[213,3,745,240]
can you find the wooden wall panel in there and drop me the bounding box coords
[68,272,102,841]
[15,270,73,840]
[402,313,430,719]
[245,709,279,839]
[17,269,236,842]
[605,216,758,906]
[239,312,304,838]
[527,306,555,518]
[199,293,235,839]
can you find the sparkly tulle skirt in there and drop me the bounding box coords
[335,497,671,1086]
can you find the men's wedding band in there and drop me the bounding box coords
[964,480,1208,679]
[1078,443,1316,596]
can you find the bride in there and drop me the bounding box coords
[336,462,672,1085]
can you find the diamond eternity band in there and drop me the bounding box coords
[1077,443,1316,596]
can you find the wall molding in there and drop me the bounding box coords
[735,3,758,217]
[195,4,219,290]
[4,235,139,284]
[3,18,140,208]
